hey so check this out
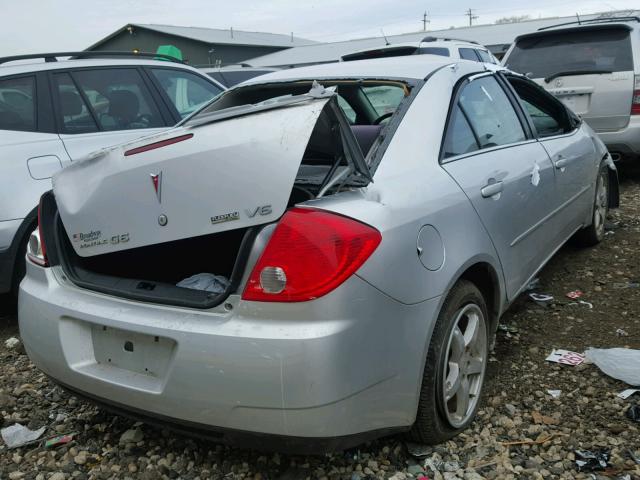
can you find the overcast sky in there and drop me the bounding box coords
[1,0,638,56]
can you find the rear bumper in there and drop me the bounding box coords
[19,262,441,445]
[596,116,640,156]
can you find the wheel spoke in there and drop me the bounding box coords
[467,356,484,375]
[464,313,480,348]
[455,376,471,418]
[445,362,461,401]
[450,326,465,362]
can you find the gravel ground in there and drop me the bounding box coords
[1,166,639,480]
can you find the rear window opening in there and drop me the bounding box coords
[505,27,633,79]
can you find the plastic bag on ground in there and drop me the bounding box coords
[176,273,230,294]
[585,348,640,386]
[1,424,46,448]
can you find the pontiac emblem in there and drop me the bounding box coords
[150,171,162,203]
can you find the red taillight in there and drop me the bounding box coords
[242,208,381,302]
[124,133,193,156]
[27,202,48,267]
[632,90,640,115]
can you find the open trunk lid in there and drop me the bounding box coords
[505,25,635,131]
[53,88,367,258]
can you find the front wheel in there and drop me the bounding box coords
[575,164,609,247]
[410,280,489,444]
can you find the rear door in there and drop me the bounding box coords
[504,75,597,242]
[441,74,558,299]
[51,67,172,160]
[504,25,635,132]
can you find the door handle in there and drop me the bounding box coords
[554,156,569,169]
[481,180,503,198]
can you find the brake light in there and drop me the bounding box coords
[242,208,381,302]
[124,133,193,156]
[632,76,640,115]
[27,203,48,267]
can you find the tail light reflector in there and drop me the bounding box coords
[632,76,640,115]
[242,208,381,302]
[124,133,193,156]
[27,203,48,267]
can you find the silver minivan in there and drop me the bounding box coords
[503,15,640,161]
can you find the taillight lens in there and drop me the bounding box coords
[27,204,48,267]
[632,76,640,115]
[242,208,381,302]
[124,133,193,156]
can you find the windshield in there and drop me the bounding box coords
[505,28,633,79]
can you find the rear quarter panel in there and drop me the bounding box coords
[305,64,506,308]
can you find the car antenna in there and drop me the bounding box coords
[380,28,390,46]
[576,12,582,24]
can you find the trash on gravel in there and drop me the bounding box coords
[547,389,562,398]
[585,348,640,385]
[529,293,554,306]
[1,423,46,448]
[613,281,640,289]
[575,449,610,471]
[616,328,629,337]
[525,277,541,291]
[567,300,593,309]
[176,273,229,293]
[546,349,586,366]
[629,449,640,465]
[532,410,559,425]
[498,324,519,334]
[4,337,21,349]
[405,442,432,458]
[45,433,75,448]
[617,389,640,400]
[627,405,640,422]
[565,290,583,299]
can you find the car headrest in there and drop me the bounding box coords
[59,91,83,117]
[108,90,139,120]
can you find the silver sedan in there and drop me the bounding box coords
[20,55,618,451]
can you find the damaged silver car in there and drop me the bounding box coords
[19,56,618,451]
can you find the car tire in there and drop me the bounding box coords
[575,163,609,247]
[409,279,489,444]
[10,223,34,300]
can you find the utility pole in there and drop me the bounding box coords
[422,11,430,31]
[466,8,478,26]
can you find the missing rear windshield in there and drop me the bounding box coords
[506,27,633,79]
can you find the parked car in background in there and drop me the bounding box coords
[341,36,500,64]
[0,52,224,297]
[21,56,617,451]
[502,15,640,162]
[200,64,279,87]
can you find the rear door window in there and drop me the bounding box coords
[151,69,223,118]
[476,49,495,63]
[505,28,633,78]
[71,68,164,131]
[443,105,479,158]
[458,76,526,148]
[418,47,450,57]
[0,76,36,131]
[53,73,98,134]
[459,48,480,61]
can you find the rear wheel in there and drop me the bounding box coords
[410,280,489,444]
[575,164,609,247]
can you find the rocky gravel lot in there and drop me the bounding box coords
[0,166,639,480]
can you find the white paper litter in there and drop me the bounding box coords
[545,349,585,366]
[617,389,640,400]
[547,389,562,398]
[1,424,46,448]
[585,348,640,386]
[4,337,20,349]
[176,273,230,294]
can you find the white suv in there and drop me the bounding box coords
[502,15,640,161]
[0,52,225,296]
[341,36,500,64]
